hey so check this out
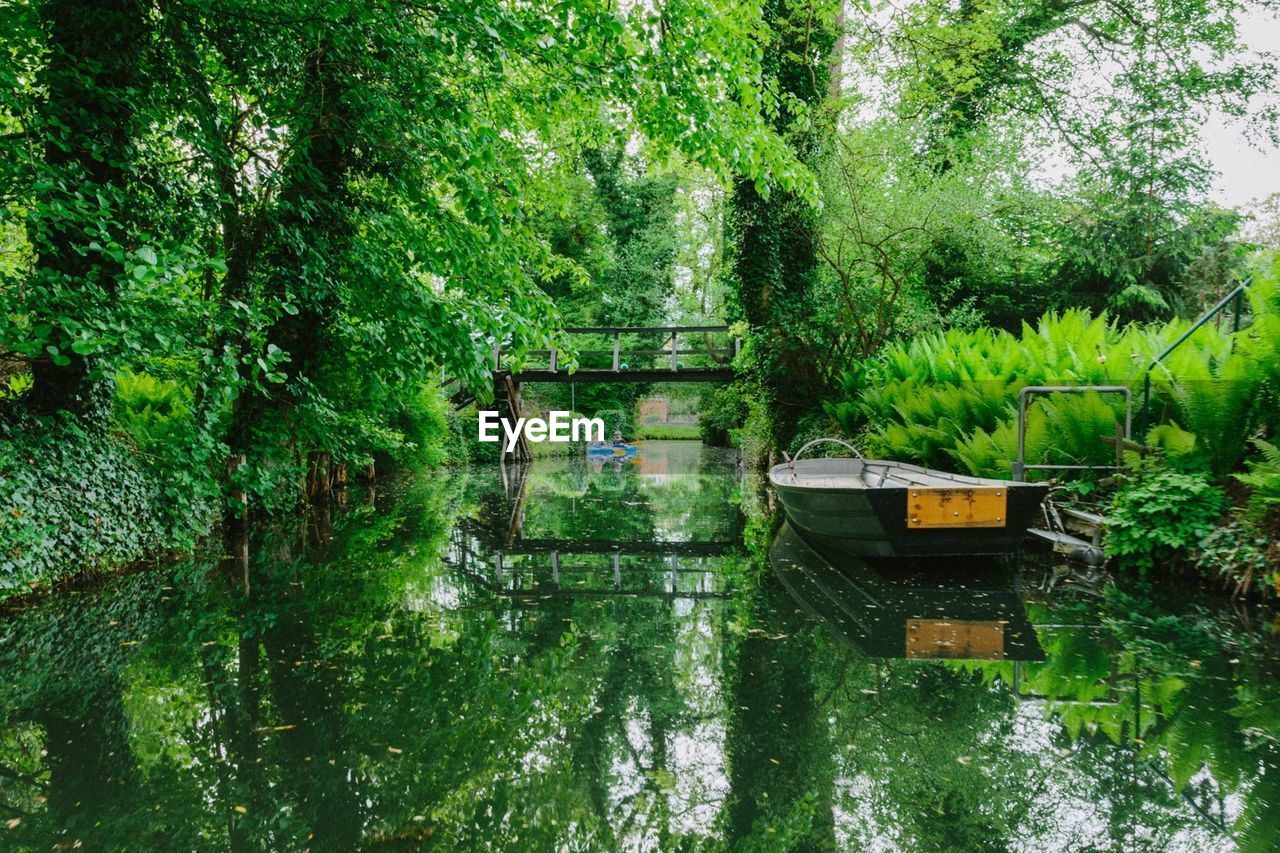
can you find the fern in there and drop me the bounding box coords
[1236,439,1280,523]
[834,293,1278,480]
[113,370,193,455]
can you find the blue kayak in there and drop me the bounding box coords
[587,443,638,457]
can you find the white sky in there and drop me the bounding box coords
[1203,6,1280,208]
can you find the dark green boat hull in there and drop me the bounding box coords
[772,477,1049,558]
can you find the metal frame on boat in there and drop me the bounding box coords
[769,438,1050,558]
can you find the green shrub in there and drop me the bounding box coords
[1105,467,1227,573]
[699,384,747,446]
[463,415,503,464]
[112,370,221,536]
[594,408,634,439]
[114,369,194,456]
[383,387,457,470]
[635,424,700,440]
[831,304,1273,480]
[1,372,32,400]
[1194,519,1278,596]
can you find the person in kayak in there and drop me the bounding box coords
[612,429,627,447]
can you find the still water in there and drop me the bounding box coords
[1,441,1278,850]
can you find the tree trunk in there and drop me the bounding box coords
[28,0,148,417]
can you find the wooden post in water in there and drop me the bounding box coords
[306,451,331,502]
[492,370,532,461]
[333,463,348,507]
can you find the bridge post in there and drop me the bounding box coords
[612,333,620,371]
[670,330,678,371]
[492,370,532,461]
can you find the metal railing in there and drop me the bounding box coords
[1013,385,1132,482]
[494,325,739,378]
[1138,277,1252,433]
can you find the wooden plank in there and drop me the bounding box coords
[906,619,1006,660]
[906,487,1008,529]
[1059,506,1107,544]
[525,349,728,358]
[1025,528,1106,565]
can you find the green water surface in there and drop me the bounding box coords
[1,441,1278,851]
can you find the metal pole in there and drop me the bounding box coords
[1014,389,1029,482]
[1148,280,1250,368]
[1140,373,1151,437]
[612,332,620,371]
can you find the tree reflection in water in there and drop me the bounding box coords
[0,441,1277,850]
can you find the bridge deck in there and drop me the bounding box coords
[511,367,735,384]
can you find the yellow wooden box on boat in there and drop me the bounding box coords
[906,487,1008,529]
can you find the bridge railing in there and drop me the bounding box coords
[495,325,739,377]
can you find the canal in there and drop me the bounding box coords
[1,441,1277,850]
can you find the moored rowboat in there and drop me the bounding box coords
[769,439,1049,558]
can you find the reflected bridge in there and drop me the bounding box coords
[453,458,744,601]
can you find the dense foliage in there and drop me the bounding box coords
[0,0,812,588]
[1105,466,1228,572]
[716,0,1278,452]
[829,276,1279,480]
[1,0,1278,591]
[821,260,1280,588]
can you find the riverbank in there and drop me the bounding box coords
[0,387,473,601]
[716,261,1280,595]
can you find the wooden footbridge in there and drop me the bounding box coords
[502,325,739,384]
[445,325,738,409]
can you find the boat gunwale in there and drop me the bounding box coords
[768,457,1046,492]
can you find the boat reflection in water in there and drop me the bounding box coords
[771,521,1045,662]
